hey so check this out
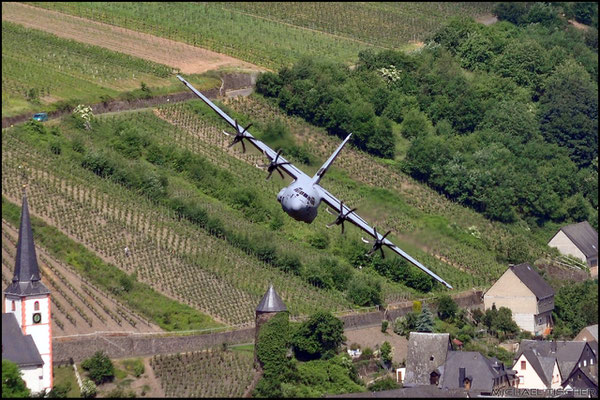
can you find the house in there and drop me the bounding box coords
[483,263,554,336]
[2,192,53,394]
[404,332,451,386]
[440,351,518,394]
[575,324,598,344]
[561,364,598,395]
[513,340,597,390]
[548,221,598,278]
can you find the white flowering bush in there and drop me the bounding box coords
[73,104,94,130]
[377,65,402,84]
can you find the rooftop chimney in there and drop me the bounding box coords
[459,367,466,388]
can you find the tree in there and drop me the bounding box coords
[416,308,434,332]
[292,311,345,361]
[380,341,393,365]
[346,274,383,307]
[2,359,31,398]
[81,351,114,384]
[400,108,433,140]
[394,312,419,338]
[539,59,598,168]
[436,294,458,321]
[494,2,529,25]
[492,307,520,339]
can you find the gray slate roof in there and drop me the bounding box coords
[404,332,451,386]
[441,351,517,392]
[580,324,598,342]
[326,385,469,398]
[559,221,598,258]
[256,285,287,313]
[4,194,50,297]
[516,340,589,380]
[509,263,554,300]
[2,313,44,367]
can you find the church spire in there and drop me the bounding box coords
[4,190,50,296]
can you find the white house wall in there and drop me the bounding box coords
[548,231,587,263]
[20,366,45,394]
[513,353,548,389]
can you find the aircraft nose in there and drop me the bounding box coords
[290,198,304,212]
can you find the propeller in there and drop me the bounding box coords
[223,120,253,153]
[362,227,393,259]
[256,149,290,180]
[325,200,357,234]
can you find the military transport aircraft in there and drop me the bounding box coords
[177,75,453,289]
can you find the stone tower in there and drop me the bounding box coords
[254,284,287,368]
[3,191,53,393]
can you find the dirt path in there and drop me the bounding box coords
[2,2,263,74]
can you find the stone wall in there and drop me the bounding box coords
[52,290,483,364]
[53,327,254,364]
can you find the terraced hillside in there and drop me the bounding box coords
[29,2,495,69]
[150,349,256,397]
[1,219,161,336]
[2,120,359,328]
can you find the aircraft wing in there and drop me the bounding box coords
[176,75,310,181]
[315,185,453,289]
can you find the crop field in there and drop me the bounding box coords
[1,20,174,117]
[1,219,161,336]
[28,3,495,70]
[150,349,256,397]
[2,117,364,327]
[160,94,544,287]
[219,2,496,48]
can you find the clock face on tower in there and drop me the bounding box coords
[33,313,42,324]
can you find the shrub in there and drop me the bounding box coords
[80,379,97,398]
[81,351,114,384]
[368,377,398,391]
[292,311,345,361]
[346,274,382,307]
[381,320,389,333]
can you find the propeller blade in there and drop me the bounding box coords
[241,140,246,153]
[277,168,284,179]
[380,247,385,259]
[241,122,252,134]
[382,230,392,240]
[341,221,345,235]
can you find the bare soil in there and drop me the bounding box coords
[2,2,264,74]
[344,325,408,365]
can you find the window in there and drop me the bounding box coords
[591,359,594,365]
[584,360,587,367]
[521,361,526,370]
[11,301,15,312]
[519,376,524,385]
[34,301,40,311]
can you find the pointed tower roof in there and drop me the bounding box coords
[256,285,287,313]
[4,192,50,296]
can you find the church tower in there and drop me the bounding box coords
[254,284,287,368]
[3,191,53,392]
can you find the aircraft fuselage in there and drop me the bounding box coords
[277,180,321,223]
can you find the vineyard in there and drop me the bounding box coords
[150,348,256,398]
[1,219,161,336]
[219,2,496,48]
[28,2,496,71]
[156,95,534,288]
[1,18,177,118]
[1,119,360,328]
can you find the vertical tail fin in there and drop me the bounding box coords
[312,134,352,185]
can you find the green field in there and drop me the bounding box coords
[29,2,494,70]
[1,21,219,117]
